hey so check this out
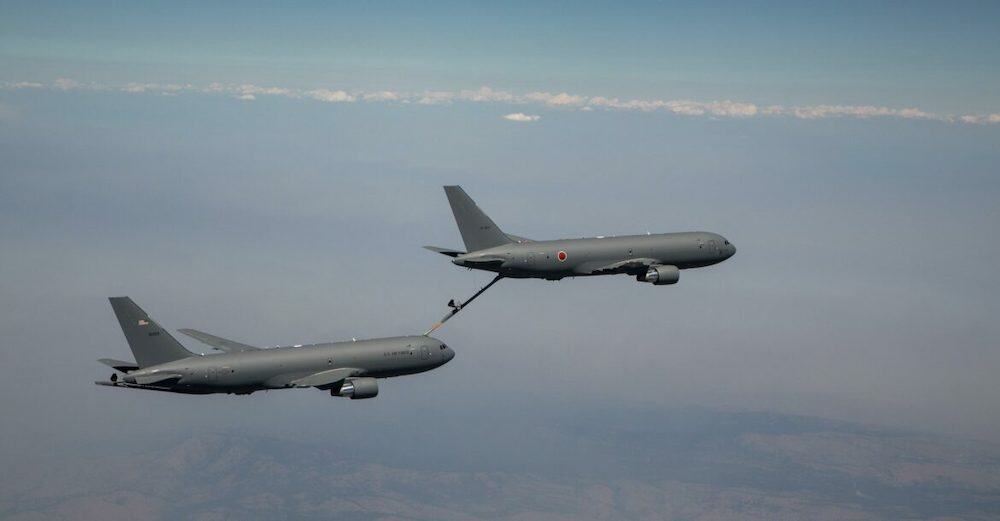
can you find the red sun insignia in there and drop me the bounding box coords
[557,250,568,262]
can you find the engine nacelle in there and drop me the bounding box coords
[641,265,680,285]
[336,377,379,399]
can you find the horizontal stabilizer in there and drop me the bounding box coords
[291,367,362,389]
[178,329,260,353]
[423,246,465,257]
[98,358,140,373]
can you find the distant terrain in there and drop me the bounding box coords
[2,408,998,520]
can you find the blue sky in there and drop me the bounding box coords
[2,1,1000,115]
[1,0,999,469]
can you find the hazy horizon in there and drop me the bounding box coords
[2,2,999,519]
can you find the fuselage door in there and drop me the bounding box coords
[420,345,430,360]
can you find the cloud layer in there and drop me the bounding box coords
[502,112,540,122]
[3,79,998,125]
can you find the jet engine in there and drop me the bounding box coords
[335,377,379,399]
[641,265,680,285]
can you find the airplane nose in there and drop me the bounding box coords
[437,343,455,362]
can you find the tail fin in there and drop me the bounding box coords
[109,297,196,367]
[443,186,513,252]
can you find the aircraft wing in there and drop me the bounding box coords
[290,367,363,389]
[587,257,661,275]
[177,329,261,353]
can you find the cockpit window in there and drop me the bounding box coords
[724,240,729,245]
[440,344,447,350]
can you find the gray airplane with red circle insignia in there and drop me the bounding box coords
[426,186,736,286]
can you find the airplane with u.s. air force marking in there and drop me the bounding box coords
[96,297,454,399]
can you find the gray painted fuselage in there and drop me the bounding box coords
[108,336,454,395]
[454,231,736,280]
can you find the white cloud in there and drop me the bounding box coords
[503,112,540,122]
[665,100,708,116]
[307,89,356,103]
[204,82,227,93]
[417,91,455,105]
[589,96,652,111]
[122,82,154,93]
[705,100,759,117]
[362,91,401,102]
[766,104,945,121]
[460,86,517,103]
[238,84,294,97]
[5,78,998,126]
[120,82,192,94]
[5,81,44,89]
[960,113,1000,125]
[523,91,588,107]
[52,78,82,90]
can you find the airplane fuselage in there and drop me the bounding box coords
[101,335,454,395]
[453,231,736,280]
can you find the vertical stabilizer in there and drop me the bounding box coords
[109,297,196,367]
[443,186,513,252]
